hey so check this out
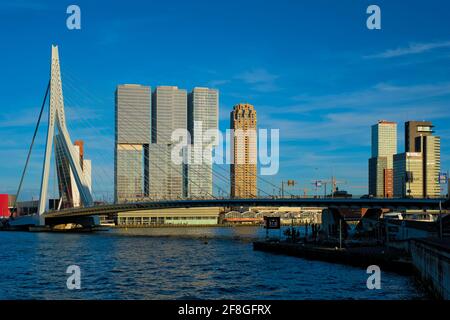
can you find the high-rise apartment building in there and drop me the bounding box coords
[148,144,184,199]
[369,157,389,197]
[371,120,397,168]
[392,121,441,198]
[151,86,187,144]
[55,137,92,208]
[368,120,397,197]
[230,103,257,198]
[415,135,441,198]
[187,87,219,198]
[149,86,187,200]
[405,121,434,152]
[393,152,423,198]
[114,84,151,203]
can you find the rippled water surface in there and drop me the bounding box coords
[0,227,427,299]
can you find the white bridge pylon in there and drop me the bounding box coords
[38,45,93,218]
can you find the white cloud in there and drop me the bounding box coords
[256,81,450,149]
[207,79,230,87]
[365,40,450,59]
[288,82,450,113]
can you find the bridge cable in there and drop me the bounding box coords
[12,80,50,216]
[63,71,274,199]
[61,69,286,199]
[61,75,225,200]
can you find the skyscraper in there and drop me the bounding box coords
[151,86,187,144]
[405,121,434,152]
[394,152,423,198]
[187,87,219,198]
[230,103,257,198]
[393,121,441,198]
[114,84,151,203]
[416,135,441,198]
[368,120,397,197]
[149,86,187,200]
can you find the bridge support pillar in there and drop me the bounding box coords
[36,45,93,222]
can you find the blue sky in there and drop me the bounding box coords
[1,0,450,200]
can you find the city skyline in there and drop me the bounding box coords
[369,119,443,198]
[0,1,449,305]
[1,0,450,200]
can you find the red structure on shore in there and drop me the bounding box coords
[0,194,11,218]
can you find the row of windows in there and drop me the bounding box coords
[117,216,218,224]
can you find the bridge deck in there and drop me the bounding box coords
[44,198,450,219]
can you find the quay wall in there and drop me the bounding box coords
[410,239,450,299]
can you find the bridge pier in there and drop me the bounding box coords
[45,215,100,229]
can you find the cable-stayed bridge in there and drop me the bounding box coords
[7,46,450,229]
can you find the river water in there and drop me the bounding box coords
[0,227,427,299]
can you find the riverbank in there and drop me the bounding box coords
[410,238,450,299]
[253,241,412,274]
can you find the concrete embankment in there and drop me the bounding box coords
[253,241,412,274]
[410,238,450,299]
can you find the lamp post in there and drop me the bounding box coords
[281,180,296,198]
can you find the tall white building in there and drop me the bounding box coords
[371,120,397,168]
[369,120,397,197]
[149,86,187,200]
[114,84,151,203]
[187,88,219,198]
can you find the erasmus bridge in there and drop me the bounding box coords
[7,45,449,229]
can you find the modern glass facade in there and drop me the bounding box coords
[115,207,220,226]
[150,87,187,200]
[368,157,387,197]
[394,152,423,198]
[369,120,397,197]
[187,87,218,198]
[147,144,184,200]
[371,121,397,168]
[115,144,144,202]
[114,84,151,203]
[416,135,441,197]
[151,86,187,144]
[115,84,151,144]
